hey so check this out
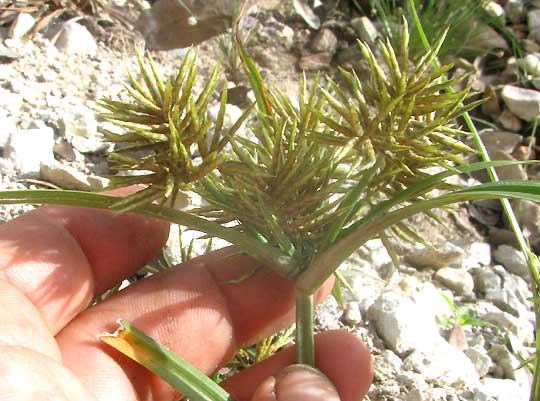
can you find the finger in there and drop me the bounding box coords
[0,345,96,401]
[223,331,373,401]
[55,248,333,401]
[0,206,168,334]
[0,280,60,361]
[37,205,170,295]
[250,365,340,401]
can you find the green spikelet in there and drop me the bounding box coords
[99,49,248,210]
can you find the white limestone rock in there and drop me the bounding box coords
[476,268,502,294]
[0,89,23,115]
[501,85,540,121]
[505,0,525,23]
[463,242,492,269]
[351,17,379,46]
[404,242,464,270]
[40,160,106,191]
[0,111,17,148]
[403,338,480,388]
[311,28,338,54]
[478,130,522,156]
[516,54,540,77]
[8,13,35,40]
[434,268,475,295]
[528,9,540,43]
[493,245,529,280]
[410,283,453,324]
[465,347,493,378]
[480,309,534,345]
[4,127,55,177]
[61,105,109,154]
[475,378,528,401]
[369,292,440,354]
[54,21,98,55]
[484,2,505,23]
[342,301,362,325]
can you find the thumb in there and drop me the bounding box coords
[250,364,341,401]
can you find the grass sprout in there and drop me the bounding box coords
[369,0,515,59]
[439,293,495,329]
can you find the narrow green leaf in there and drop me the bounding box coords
[323,160,381,248]
[315,111,357,138]
[196,62,221,110]
[331,279,344,307]
[0,189,296,279]
[171,49,193,105]
[298,179,540,294]
[126,69,155,104]
[380,231,401,268]
[146,51,165,96]
[101,320,236,401]
[342,160,539,238]
[217,102,255,151]
[99,98,162,118]
[257,193,295,256]
[310,131,352,146]
[111,187,163,213]
[121,82,162,113]
[100,112,162,125]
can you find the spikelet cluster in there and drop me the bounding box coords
[102,23,477,265]
[99,49,250,211]
[194,22,477,263]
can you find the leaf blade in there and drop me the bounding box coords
[101,320,236,401]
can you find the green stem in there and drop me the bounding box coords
[295,290,315,366]
[527,251,540,401]
[533,277,540,401]
[408,1,540,399]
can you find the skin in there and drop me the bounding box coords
[0,204,373,401]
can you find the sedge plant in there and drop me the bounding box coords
[369,0,522,61]
[2,12,540,401]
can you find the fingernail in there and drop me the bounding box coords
[252,364,340,401]
[251,375,277,401]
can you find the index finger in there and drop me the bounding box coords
[0,205,169,334]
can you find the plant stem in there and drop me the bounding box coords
[295,290,315,366]
[532,254,540,400]
[408,1,540,399]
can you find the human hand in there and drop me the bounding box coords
[0,205,372,401]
